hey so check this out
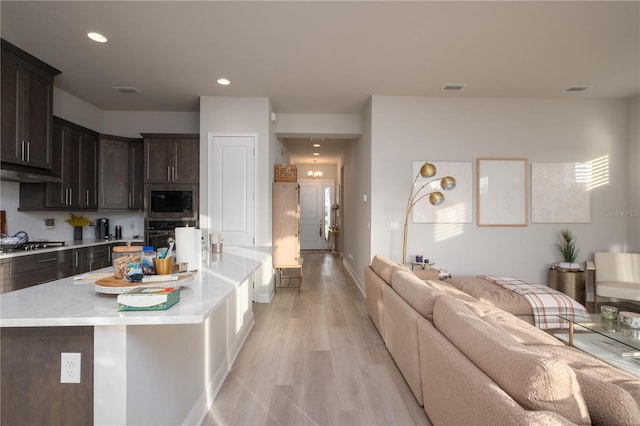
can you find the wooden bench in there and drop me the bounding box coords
[274,258,303,293]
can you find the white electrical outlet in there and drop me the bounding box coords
[60,352,81,384]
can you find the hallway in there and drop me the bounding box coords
[203,254,431,425]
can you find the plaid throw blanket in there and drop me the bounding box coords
[477,275,590,329]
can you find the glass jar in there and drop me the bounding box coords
[112,245,143,279]
[142,246,156,275]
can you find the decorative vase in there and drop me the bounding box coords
[73,226,83,241]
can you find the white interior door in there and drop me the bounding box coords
[209,135,255,246]
[299,181,325,250]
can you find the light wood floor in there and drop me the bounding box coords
[203,254,432,426]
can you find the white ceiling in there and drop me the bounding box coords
[2,1,639,163]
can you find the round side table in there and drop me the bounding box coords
[548,268,586,305]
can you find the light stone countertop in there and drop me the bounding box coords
[0,238,144,259]
[0,246,273,328]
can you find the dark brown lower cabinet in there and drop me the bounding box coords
[8,250,72,292]
[1,326,93,425]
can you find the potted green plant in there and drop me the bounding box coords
[558,229,580,271]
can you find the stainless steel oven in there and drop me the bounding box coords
[145,219,197,248]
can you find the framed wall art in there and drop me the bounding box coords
[530,162,591,223]
[477,158,528,226]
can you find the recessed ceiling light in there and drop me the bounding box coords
[87,32,107,43]
[313,144,320,147]
[441,83,466,91]
[564,85,591,92]
[112,86,141,94]
[217,78,230,86]
[313,153,320,156]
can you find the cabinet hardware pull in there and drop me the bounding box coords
[26,142,30,162]
[21,141,25,162]
[173,166,176,181]
[69,188,72,205]
[75,252,79,267]
[36,258,57,263]
[167,167,171,182]
[86,190,90,206]
[129,193,132,207]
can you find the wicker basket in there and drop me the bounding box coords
[275,164,297,182]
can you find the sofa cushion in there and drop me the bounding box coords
[411,268,440,281]
[427,280,479,304]
[446,276,532,315]
[371,254,401,285]
[460,299,564,347]
[530,344,640,426]
[433,296,590,425]
[597,281,640,301]
[390,268,448,320]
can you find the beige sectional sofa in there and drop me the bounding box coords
[365,254,640,425]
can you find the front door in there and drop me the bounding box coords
[299,181,325,250]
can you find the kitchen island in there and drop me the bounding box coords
[0,246,273,425]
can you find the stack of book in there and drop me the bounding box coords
[117,287,180,311]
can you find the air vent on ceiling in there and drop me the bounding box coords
[112,86,141,94]
[441,83,467,91]
[564,85,591,92]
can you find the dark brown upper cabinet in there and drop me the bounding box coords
[98,135,143,210]
[1,39,60,170]
[142,134,199,184]
[19,117,98,211]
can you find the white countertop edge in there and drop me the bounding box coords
[0,314,209,328]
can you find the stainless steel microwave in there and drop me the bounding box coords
[146,184,198,219]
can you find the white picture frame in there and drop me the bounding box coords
[477,158,528,226]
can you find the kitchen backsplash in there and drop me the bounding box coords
[0,181,144,242]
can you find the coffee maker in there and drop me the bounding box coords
[95,218,110,239]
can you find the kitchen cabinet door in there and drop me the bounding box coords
[10,250,72,291]
[174,138,199,183]
[143,134,199,184]
[72,246,110,275]
[98,135,143,210]
[144,139,173,183]
[99,137,130,209]
[129,141,144,210]
[1,39,60,169]
[79,132,98,209]
[45,117,97,209]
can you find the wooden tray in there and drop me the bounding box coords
[94,272,195,294]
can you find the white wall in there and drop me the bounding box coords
[199,96,276,247]
[103,111,199,138]
[274,113,362,138]
[370,96,629,285]
[341,100,372,290]
[627,96,640,252]
[53,87,104,132]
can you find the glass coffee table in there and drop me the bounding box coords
[556,313,640,377]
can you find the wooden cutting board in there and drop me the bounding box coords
[94,272,195,294]
[0,210,6,234]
